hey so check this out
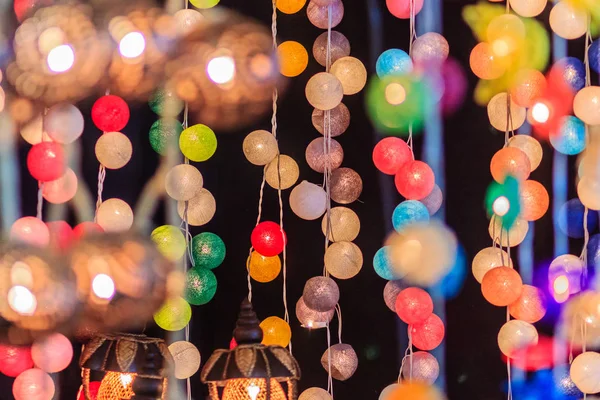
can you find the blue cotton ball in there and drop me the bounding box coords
[550,116,586,155]
[373,246,397,280]
[392,200,429,232]
[376,49,413,78]
[590,40,600,74]
[558,198,599,238]
[587,234,600,270]
[554,57,586,91]
[437,244,466,299]
[553,364,583,398]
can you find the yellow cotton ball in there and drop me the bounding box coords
[321,206,360,242]
[278,41,309,77]
[488,217,529,247]
[325,241,363,279]
[97,198,133,232]
[571,352,600,394]
[165,164,203,201]
[179,124,217,162]
[154,297,192,331]
[305,72,344,111]
[188,0,219,9]
[265,155,299,190]
[487,92,526,131]
[510,0,547,17]
[550,1,588,40]
[151,225,187,262]
[177,188,216,226]
[243,130,278,166]
[472,246,513,283]
[248,251,281,283]
[260,316,292,347]
[330,56,367,95]
[95,132,133,170]
[276,0,307,14]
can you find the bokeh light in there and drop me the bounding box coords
[118,32,145,59]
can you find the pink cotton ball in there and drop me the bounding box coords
[409,313,445,351]
[10,217,50,247]
[31,333,73,373]
[13,368,55,400]
[42,168,78,204]
[395,287,433,324]
[394,160,435,200]
[373,137,412,175]
[441,58,467,116]
[386,0,424,19]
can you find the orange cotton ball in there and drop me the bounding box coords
[509,284,547,323]
[470,42,506,80]
[519,180,549,221]
[510,69,547,108]
[387,382,446,400]
[481,266,523,306]
[490,147,531,183]
[278,41,309,77]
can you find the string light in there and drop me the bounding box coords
[47,44,74,73]
[119,32,145,59]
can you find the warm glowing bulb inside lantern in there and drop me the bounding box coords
[120,373,134,387]
[531,102,550,123]
[47,44,74,73]
[92,273,116,300]
[8,285,36,315]
[207,56,236,84]
[493,196,510,217]
[247,383,260,400]
[119,32,145,58]
[385,83,406,105]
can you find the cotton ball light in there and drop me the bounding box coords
[559,198,599,238]
[509,284,547,323]
[372,137,412,175]
[307,0,344,29]
[96,198,133,232]
[412,33,449,66]
[10,217,49,247]
[44,103,84,144]
[278,41,309,77]
[385,382,446,400]
[379,384,400,400]
[248,251,281,282]
[27,142,66,182]
[165,164,203,201]
[0,345,33,378]
[153,297,192,331]
[42,168,77,204]
[486,14,525,58]
[330,167,362,204]
[590,40,600,73]
[320,343,358,381]
[322,206,360,242]
[243,130,278,166]
[488,92,527,131]
[149,88,184,117]
[550,116,586,155]
[549,254,584,294]
[265,155,299,190]
[30,333,72,373]
[251,221,286,257]
[490,147,531,183]
[174,9,204,36]
[189,0,219,9]
[395,160,435,200]
[296,297,334,329]
[470,42,506,80]
[177,188,216,226]
[191,232,225,269]
[395,287,433,324]
[553,57,586,91]
[12,368,55,400]
[20,115,51,145]
[260,316,292,347]
[179,124,217,162]
[571,351,600,394]
[510,0,547,16]
[168,341,201,380]
[149,119,183,155]
[303,276,340,312]
[95,132,132,169]
[276,0,307,14]
[305,72,344,111]
[373,246,397,280]
[383,280,406,312]
[392,200,429,232]
[507,135,543,172]
[376,49,413,78]
[574,86,600,126]
[330,56,367,95]
[184,268,217,305]
[306,137,344,173]
[472,247,513,283]
[520,180,549,221]
[46,221,73,251]
[289,181,327,220]
[510,69,547,108]
[313,31,350,67]
[325,241,363,279]
[498,320,539,358]
[481,266,523,306]
[420,184,443,215]
[151,225,186,262]
[312,103,350,136]
[299,387,332,400]
[91,95,130,132]
[386,0,423,18]
[402,351,440,384]
[549,1,588,40]
[409,313,445,351]
[578,178,600,210]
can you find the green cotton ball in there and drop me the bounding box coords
[192,232,226,269]
[149,118,184,155]
[149,88,184,117]
[184,267,217,305]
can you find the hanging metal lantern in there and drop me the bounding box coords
[79,333,173,400]
[201,299,300,400]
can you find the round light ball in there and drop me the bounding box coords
[305,72,344,111]
[373,137,412,175]
[177,188,216,226]
[149,87,185,117]
[487,92,527,132]
[303,276,339,312]
[549,254,584,295]
[149,119,183,156]
[0,345,33,378]
[402,351,440,384]
[325,241,363,279]
[42,168,77,204]
[12,368,55,400]
[578,178,600,210]
[322,206,360,242]
[386,0,424,19]
[307,0,344,29]
[509,284,547,323]
[248,251,281,283]
[151,225,187,262]
[299,387,332,400]
[91,95,130,132]
[395,160,435,200]
[420,184,443,215]
[574,86,600,126]
[571,351,600,394]
[549,1,588,40]
[265,155,299,190]
[507,135,543,171]
[510,69,547,108]
[558,198,598,238]
[392,200,429,232]
[296,297,334,329]
[31,333,72,373]
[96,198,133,233]
[376,49,413,78]
[312,103,350,137]
[290,181,327,220]
[165,164,203,201]
[179,124,217,162]
[550,116,586,155]
[278,41,309,77]
[590,40,600,74]
[260,316,292,347]
[395,287,433,325]
[379,384,400,400]
[520,180,549,221]
[510,0,547,17]
[553,57,586,91]
[10,217,49,247]
[472,246,513,283]
[95,132,133,169]
[191,232,225,269]
[412,32,449,66]
[276,0,307,14]
[184,268,217,305]
[243,130,278,166]
[168,341,201,380]
[470,42,506,80]
[490,147,531,183]
[313,31,351,67]
[189,0,219,8]
[481,266,523,306]
[373,246,397,280]
[44,103,84,144]
[330,167,362,204]
[488,216,529,247]
[330,56,367,95]
[153,297,192,331]
[498,319,539,358]
[27,142,66,182]
[306,137,344,173]
[320,343,358,381]
[383,280,406,312]
[251,221,286,257]
[409,313,445,351]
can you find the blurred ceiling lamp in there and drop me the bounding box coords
[80,333,172,400]
[207,55,236,84]
[201,299,300,400]
[47,44,75,73]
[119,32,146,59]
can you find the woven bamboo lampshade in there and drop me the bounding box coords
[201,299,301,400]
[79,333,172,400]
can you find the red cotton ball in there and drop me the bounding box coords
[46,221,74,251]
[373,137,412,175]
[409,313,445,351]
[395,287,433,324]
[73,222,104,240]
[395,160,435,200]
[77,381,101,400]
[0,345,33,378]
[91,95,130,132]
[386,0,424,19]
[27,142,66,182]
[251,221,286,257]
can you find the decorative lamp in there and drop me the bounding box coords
[201,299,300,400]
[313,32,350,67]
[320,343,358,381]
[79,333,172,400]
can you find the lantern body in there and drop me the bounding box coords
[168,341,201,380]
[571,351,600,394]
[303,276,339,312]
[184,268,217,306]
[153,297,191,331]
[44,103,84,144]
[395,287,433,324]
[12,368,55,400]
[392,200,429,232]
[330,168,362,204]
[313,31,350,67]
[306,137,344,173]
[149,119,183,155]
[373,246,397,280]
[409,313,444,351]
[251,221,286,257]
[519,180,549,221]
[386,0,424,19]
[325,241,363,279]
[192,232,226,269]
[487,92,527,132]
[320,344,358,381]
[179,124,217,162]
[296,297,334,328]
[573,86,600,126]
[330,57,367,95]
[507,135,543,171]
[549,1,588,40]
[91,95,130,132]
[265,155,299,190]
[497,320,539,358]
[248,251,281,283]
[260,316,292,347]
[509,284,547,323]
[31,333,73,373]
[278,41,308,77]
[394,160,435,200]
[312,103,350,136]
[402,351,439,384]
[472,247,513,283]
[550,116,586,155]
[96,198,133,233]
[470,42,505,80]
[481,266,523,306]
[376,49,413,78]
[412,33,449,66]
[290,181,327,220]
[305,72,344,111]
[151,225,187,262]
[27,142,66,182]
[221,378,287,400]
[372,137,412,175]
[165,164,203,201]
[10,217,50,247]
[0,345,33,377]
[97,371,135,400]
[322,206,360,242]
[307,0,344,29]
[490,147,532,182]
[243,130,278,166]
[95,132,132,169]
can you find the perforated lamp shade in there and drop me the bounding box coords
[201,299,300,400]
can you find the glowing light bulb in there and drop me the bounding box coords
[493,196,510,217]
[8,285,36,315]
[385,83,406,105]
[119,32,145,58]
[119,373,134,387]
[47,44,74,73]
[247,383,260,400]
[553,275,569,295]
[92,273,115,300]
[531,102,550,123]
[207,56,236,84]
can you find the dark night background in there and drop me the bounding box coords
[1,0,595,398]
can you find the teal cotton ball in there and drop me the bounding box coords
[376,49,413,78]
[392,200,429,232]
[373,246,397,280]
[191,232,226,269]
[550,116,586,155]
[184,268,217,305]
